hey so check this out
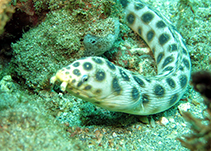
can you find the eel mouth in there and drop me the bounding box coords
[65,81,94,99]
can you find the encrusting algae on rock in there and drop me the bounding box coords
[10,0,122,92]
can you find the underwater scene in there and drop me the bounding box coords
[0,0,211,150]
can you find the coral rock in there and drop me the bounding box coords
[0,0,15,34]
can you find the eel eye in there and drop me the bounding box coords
[81,75,89,82]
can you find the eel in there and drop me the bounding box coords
[50,0,191,115]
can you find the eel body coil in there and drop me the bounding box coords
[50,0,191,115]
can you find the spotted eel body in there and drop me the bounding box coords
[50,0,191,115]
